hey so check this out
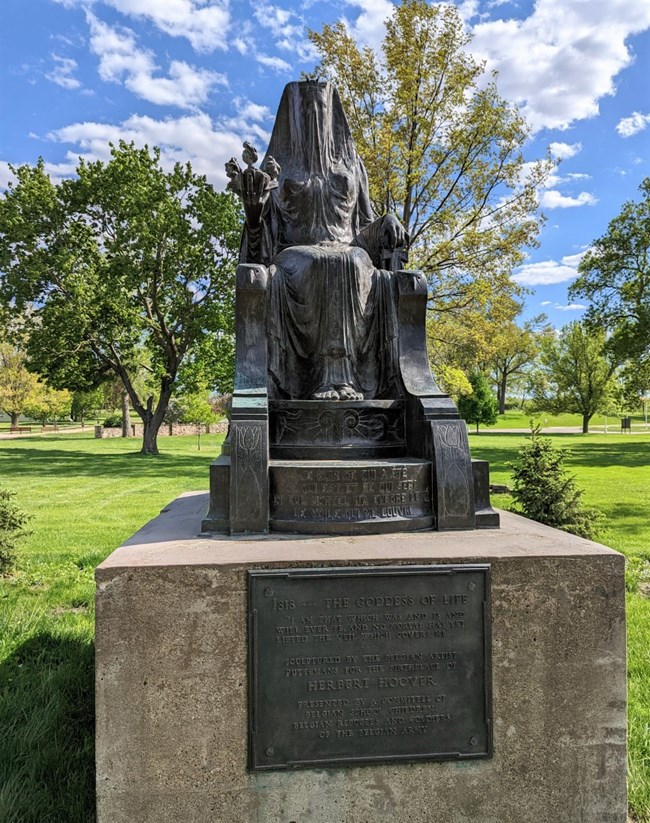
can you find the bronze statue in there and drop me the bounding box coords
[228,81,408,402]
[204,79,499,536]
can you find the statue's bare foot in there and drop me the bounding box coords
[312,386,340,400]
[336,385,364,401]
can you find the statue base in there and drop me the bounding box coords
[96,492,626,823]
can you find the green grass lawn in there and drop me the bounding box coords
[482,408,650,432]
[0,431,648,821]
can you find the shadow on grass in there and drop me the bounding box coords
[0,634,95,823]
[471,432,650,470]
[0,442,220,482]
[563,440,650,469]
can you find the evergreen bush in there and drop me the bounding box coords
[509,426,602,539]
[0,487,31,574]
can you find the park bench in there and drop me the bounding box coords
[9,426,32,434]
[41,425,59,433]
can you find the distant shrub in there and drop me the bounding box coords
[509,426,602,540]
[102,414,122,428]
[0,487,31,574]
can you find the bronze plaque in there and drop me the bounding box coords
[248,565,492,770]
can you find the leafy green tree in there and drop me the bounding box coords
[510,427,602,539]
[179,388,218,450]
[0,342,41,427]
[620,355,650,420]
[71,387,104,427]
[571,177,650,362]
[0,142,241,454]
[24,386,72,426]
[457,371,498,432]
[490,315,551,414]
[531,322,617,434]
[309,0,552,316]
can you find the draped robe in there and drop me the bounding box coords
[244,81,401,400]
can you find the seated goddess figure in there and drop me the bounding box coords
[227,80,408,402]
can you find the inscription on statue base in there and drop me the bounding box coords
[269,459,434,534]
[248,565,492,770]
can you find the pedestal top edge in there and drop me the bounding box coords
[95,491,623,579]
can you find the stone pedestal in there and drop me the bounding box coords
[96,492,627,823]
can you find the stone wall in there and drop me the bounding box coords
[96,421,228,438]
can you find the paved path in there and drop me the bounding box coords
[0,426,87,440]
[479,425,650,435]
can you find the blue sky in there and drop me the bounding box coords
[1,0,649,328]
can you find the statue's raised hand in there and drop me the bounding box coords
[381,214,406,250]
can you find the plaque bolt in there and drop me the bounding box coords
[470,737,478,746]
[467,582,476,591]
[265,747,275,757]
[264,588,274,597]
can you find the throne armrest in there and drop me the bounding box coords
[395,270,454,410]
[395,270,476,529]
[233,263,269,395]
[229,263,269,533]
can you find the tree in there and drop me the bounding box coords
[24,385,72,426]
[0,142,241,454]
[530,322,617,434]
[179,388,218,451]
[510,427,601,539]
[620,355,650,420]
[427,290,522,392]
[457,371,498,433]
[0,342,41,427]
[71,387,104,427]
[571,177,650,362]
[490,316,551,414]
[309,0,552,316]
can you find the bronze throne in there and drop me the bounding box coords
[202,81,498,535]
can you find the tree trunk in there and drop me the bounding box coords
[499,372,508,414]
[141,418,160,454]
[582,414,590,434]
[10,411,19,427]
[121,389,131,438]
[138,392,172,455]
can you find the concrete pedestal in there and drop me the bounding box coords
[96,492,627,823]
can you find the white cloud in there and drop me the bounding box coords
[555,303,586,311]
[46,109,273,188]
[616,111,650,137]
[54,0,231,51]
[513,251,585,286]
[232,99,272,123]
[561,250,588,267]
[256,54,292,73]
[343,0,394,49]
[540,190,598,208]
[470,0,650,133]
[549,141,582,160]
[540,300,553,305]
[254,3,303,40]
[87,13,226,108]
[46,54,82,89]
